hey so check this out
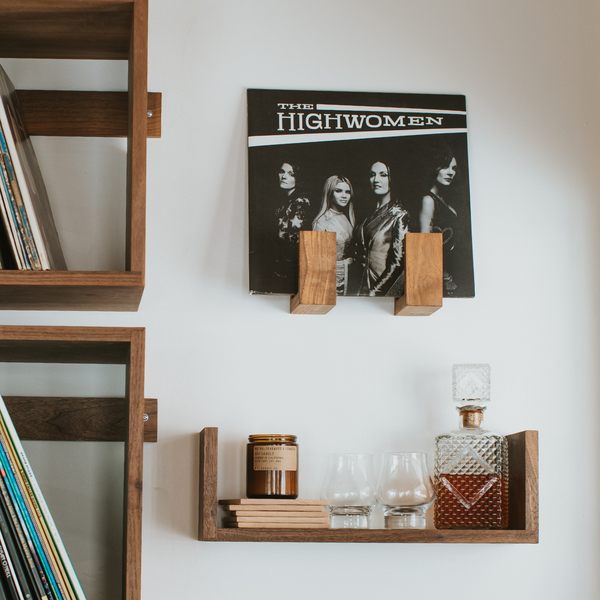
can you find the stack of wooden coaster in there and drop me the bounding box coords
[219,499,331,528]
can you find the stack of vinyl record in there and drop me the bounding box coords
[0,65,66,271]
[219,499,330,528]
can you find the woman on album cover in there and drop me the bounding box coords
[357,160,409,296]
[418,145,460,294]
[272,162,311,288]
[312,175,356,295]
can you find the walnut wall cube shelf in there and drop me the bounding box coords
[198,427,538,544]
[0,325,158,600]
[0,0,162,311]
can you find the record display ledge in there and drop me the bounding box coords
[198,427,539,544]
[290,232,444,316]
[0,0,162,311]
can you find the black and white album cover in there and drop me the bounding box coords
[248,89,475,298]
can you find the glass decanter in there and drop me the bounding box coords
[434,364,509,529]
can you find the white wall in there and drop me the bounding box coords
[1,0,600,598]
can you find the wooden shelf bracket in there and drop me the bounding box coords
[395,232,443,316]
[290,231,336,315]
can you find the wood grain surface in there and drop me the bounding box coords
[224,522,331,529]
[0,1,134,60]
[220,498,329,506]
[221,505,328,512]
[199,428,219,541]
[215,528,538,543]
[395,233,443,316]
[507,430,539,536]
[5,396,157,442]
[124,327,145,600]
[222,510,328,517]
[17,90,161,138]
[0,271,144,312]
[126,0,148,278]
[0,325,143,363]
[291,231,336,314]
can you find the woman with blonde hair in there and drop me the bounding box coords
[312,175,356,294]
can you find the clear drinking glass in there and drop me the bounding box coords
[321,453,376,529]
[375,452,435,529]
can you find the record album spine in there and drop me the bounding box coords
[0,399,84,600]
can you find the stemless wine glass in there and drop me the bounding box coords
[321,453,376,529]
[375,452,435,529]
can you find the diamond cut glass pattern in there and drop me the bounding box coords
[434,434,508,528]
[434,364,508,529]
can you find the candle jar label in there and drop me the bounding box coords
[253,445,297,471]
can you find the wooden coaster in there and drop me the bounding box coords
[224,516,330,524]
[219,499,329,506]
[223,522,330,529]
[224,510,327,517]
[222,505,327,513]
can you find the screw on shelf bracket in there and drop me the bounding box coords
[147,110,153,118]
[143,414,149,422]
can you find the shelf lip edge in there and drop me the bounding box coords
[0,271,144,286]
[0,324,145,341]
[211,528,539,544]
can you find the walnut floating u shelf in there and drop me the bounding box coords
[198,427,539,543]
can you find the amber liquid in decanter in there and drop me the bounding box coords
[434,473,508,528]
[434,407,509,529]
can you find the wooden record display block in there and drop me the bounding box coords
[395,232,443,316]
[291,231,336,315]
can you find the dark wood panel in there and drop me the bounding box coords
[124,327,145,600]
[0,271,144,311]
[0,284,144,312]
[0,2,133,60]
[216,528,538,544]
[0,340,130,364]
[0,326,143,363]
[126,0,148,277]
[507,431,539,534]
[199,428,219,541]
[5,396,157,442]
[17,91,161,138]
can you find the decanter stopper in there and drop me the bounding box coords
[452,363,491,409]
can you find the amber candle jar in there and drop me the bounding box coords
[246,434,298,499]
